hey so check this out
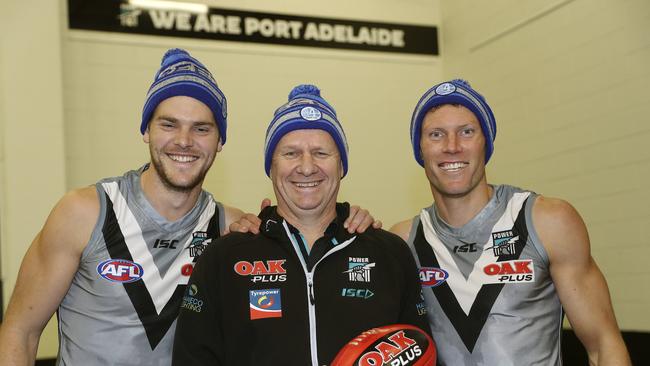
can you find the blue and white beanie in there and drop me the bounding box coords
[410,79,497,166]
[141,48,228,145]
[264,84,349,177]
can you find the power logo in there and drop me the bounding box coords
[483,259,535,284]
[189,231,211,260]
[234,259,287,283]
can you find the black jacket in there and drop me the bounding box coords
[172,204,430,366]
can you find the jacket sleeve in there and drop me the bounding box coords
[172,245,224,365]
[395,236,433,338]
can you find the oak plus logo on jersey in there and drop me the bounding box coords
[97,259,144,283]
[234,259,287,283]
[419,267,448,287]
[483,259,535,284]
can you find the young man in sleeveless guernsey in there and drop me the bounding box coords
[390,79,631,365]
[0,49,376,366]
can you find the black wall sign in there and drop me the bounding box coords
[68,0,438,56]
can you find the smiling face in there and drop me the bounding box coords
[143,96,222,193]
[419,104,487,199]
[270,129,342,221]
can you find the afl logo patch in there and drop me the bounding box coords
[435,82,456,95]
[300,106,321,121]
[97,259,144,283]
[419,267,448,287]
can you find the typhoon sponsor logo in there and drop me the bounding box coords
[483,259,535,283]
[97,259,144,283]
[249,289,282,320]
[234,259,287,283]
[419,267,448,287]
[357,330,423,366]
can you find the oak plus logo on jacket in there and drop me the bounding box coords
[234,259,287,283]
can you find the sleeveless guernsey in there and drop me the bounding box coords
[406,185,563,366]
[57,167,223,366]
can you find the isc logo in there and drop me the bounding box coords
[341,288,374,299]
[97,259,144,283]
[419,267,448,288]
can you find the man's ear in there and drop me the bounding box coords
[217,139,223,153]
[143,127,150,143]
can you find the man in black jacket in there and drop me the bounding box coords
[172,84,430,366]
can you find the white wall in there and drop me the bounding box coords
[439,0,650,331]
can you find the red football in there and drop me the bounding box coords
[331,324,436,366]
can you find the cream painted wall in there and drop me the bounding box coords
[439,0,650,331]
[0,0,67,359]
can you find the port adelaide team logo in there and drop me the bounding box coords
[343,257,375,282]
[249,288,282,320]
[97,259,144,283]
[189,231,211,259]
[488,230,519,256]
[234,259,287,283]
